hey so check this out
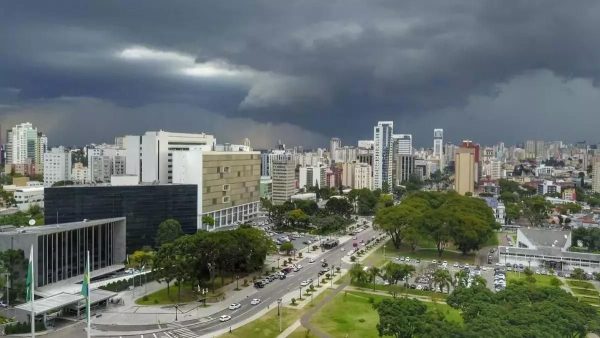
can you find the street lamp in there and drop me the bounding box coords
[277,298,283,332]
[236,275,240,290]
[174,304,179,321]
[299,286,303,300]
[383,245,386,261]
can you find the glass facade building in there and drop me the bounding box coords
[45,184,198,252]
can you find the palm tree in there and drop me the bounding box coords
[369,266,381,290]
[349,263,368,285]
[432,269,452,293]
[453,270,468,288]
[472,275,487,288]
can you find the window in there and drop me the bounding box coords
[223,166,231,173]
[222,196,230,203]
[222,184,230,191]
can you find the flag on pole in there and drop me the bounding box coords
[25,245,35,337]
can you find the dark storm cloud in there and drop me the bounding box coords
[1,1,600,146]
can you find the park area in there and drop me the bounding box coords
[307,291,461,338]
[566,280,600,308]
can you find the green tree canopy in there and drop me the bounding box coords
[522,196,552,227]
[155,219,184,247]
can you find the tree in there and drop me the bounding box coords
[453,270,469,288]
[152,243,177,297]
[374,203,423,249]
[572,268,586,280]
[357,188,378,215]
[432,269,452,293]
[556,202,582,214]
[349,263,369,284]
[286,209,309,227]
[368,266,381,290]
[324,198,353,218]
[129,250,155,269]
[293,200,319,216]
[504,202,521,224]
[522,196,552,227]
[280,241,295,256]
[382,262,415,285]
[202,215,215,227]
[0,249,28,301]
[375,298,430,338]
[156,219,184,246]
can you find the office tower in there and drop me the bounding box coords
[43,147,72,187]
[354,163,372,190]
[393,134,412,155]
[299,165,326,189]
[373,121,394,190]
[593,157,600,194]
[172,149,261,230]
[433,128,444,171]
[5,122,47,175]
[330,137,341,162]
[122,135,142,178]
[462,139,480,182]
[525,140,536,159]
[395,154,416,185]
[535,140,546,160]
[271,159,296,205]
[71,162,89,184]
[455,147,475,195]
[140,131,216,184]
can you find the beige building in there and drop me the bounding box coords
[341,161,372,190]
[172,150,261,230]
[455,147,475,195]
[593,157,600,194]
[271,159,296,205]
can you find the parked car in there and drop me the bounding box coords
[254,281,264,288]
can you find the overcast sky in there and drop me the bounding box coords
[1,1,600,148]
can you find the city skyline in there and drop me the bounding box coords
[3,2,600,147]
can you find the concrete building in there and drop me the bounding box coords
[335,146,357,163]
[260,176,272,200]
[499,228,600,273]
[394,154,416,185]
[373,121,394,190]
[433,128,444,171]
[538,180,561,195]
[354,162,372,190]
[172,150,261,230]
[70,162,88,184]
[593,157,600,194]
[330,137,341,162]
[43,147,72,187]
[5,122,46,175]
[271,159,296,205]
[482,197,505,224]
[0,217,126,288]
[298,165,325,189]
[454,147,475,195]
[392,134,412,156]
[139,131,216,184]
[481,158,503,180]
[14,186,44,211]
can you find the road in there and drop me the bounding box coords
[92,227,380,338]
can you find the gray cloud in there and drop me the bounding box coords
[1,1,600,146]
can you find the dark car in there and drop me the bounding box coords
[254,281,264,288]
[279,274,286,280]
[322,262,328,267]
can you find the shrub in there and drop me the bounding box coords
[325,273,331,279]
[350,256,356,262]
[368,297,374,304]
[243,278,248,286]
[525,275,537,284]
[142,295,149,301]
[336,267,341,273]
[272,266,276,272]
[5,321,46,334]
[298,252,303,258]
[291,298,297,305]
[549,277,562,287]
[154,299,159,304]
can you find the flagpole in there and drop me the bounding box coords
[86,250,91,338]
[30,245,35,338]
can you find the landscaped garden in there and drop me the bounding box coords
[566,280,600,307]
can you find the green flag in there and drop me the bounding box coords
[26,246,34,301]
[81,269,89,297]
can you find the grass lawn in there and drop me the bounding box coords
[310,291,461,338]
[352,284,448,301]
[570,287,600,297]
[566,280,595,289]
[136,283,199,305]
[577,295,600,306]
[506,272,561,287]
[361,241,476,268]
[288,327,318,338]
[220,290,333,338]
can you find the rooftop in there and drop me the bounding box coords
[0,217,125,236]
[519,228,569,248]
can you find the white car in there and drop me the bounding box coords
[442,261,448,267]
[220,315,232,322]
[309,257,315,263]
[341,247,345,251]
[228,303,241,310]
[250,298,261,305]
[453,262,459,268]
[296,264,303,269]
[432,260,437,264]
[300,281,309,286]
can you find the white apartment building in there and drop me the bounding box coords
[70,162,89,184]
[299,165,325,189]
[5,123,47,173]
[134,131,216,184]
[481,158,504,180]
[43,147,72,187]
[357,140,374,149]
[373,121,394,190]
[592,157,600,194]
[87,144,127,183]
[335,146,358,163]
[354,163,372,190]
[14,186,44,211]
[433,128,444,171]
[330,137,341,162]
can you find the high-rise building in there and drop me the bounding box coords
[395,155,416,185]
[299,165,326,189]
[454,147,475,195]
[43,147,72,187]
[5,122,46,174]
[354,163,372,190]
[139,131,216,184]
[373,121,394,190]
[71,162,89,184]
[393,134,412,155]
[330,137,341,162]
[433,128,444,171]
[271,159,296,205]
[593,157,600,194]
[525,140,536,159]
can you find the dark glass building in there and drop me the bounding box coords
[45,184,198,252]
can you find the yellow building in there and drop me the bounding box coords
[454,147,475,195]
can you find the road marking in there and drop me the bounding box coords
[153,334,158,338]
